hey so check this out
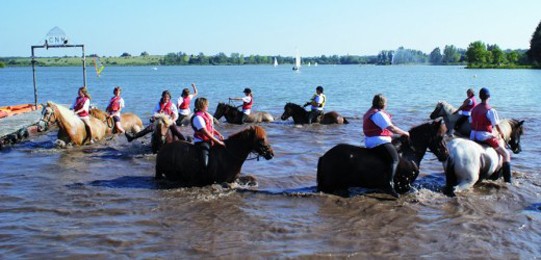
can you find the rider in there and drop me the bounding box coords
[70,86,94,144]
[176,83,198,126]
[453,88,477,132]
[125,90,185,142]
[304,86,326,123]
[229,88,253,122]
[105,86,126,134]
[470,88,512,182]
[191,97,225,173]
[363,94,410,198]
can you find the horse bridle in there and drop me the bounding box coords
[39,107,56,129]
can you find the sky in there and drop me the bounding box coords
[1,0,540,57]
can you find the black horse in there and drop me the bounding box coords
[280,102,349,124]
[155,126,274,186]
[213,103,274,124]
[317,119,448,196]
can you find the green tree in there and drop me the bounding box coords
[0,61,5,68]
[466,41,487,65]
[527,20,541,66]
[506,50,520,64]
[429,47,443,64]
[120,52,131,57]
[442,45,460,64]
[487,44,505,65]
[140,51,149,56]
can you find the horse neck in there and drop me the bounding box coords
[441,103,460,122]
[291,105,308,123]
[223,135,253,162]
[225,106,242,123]
[54,106,81,137]
[498,119,513,141]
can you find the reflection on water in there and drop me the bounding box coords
[0,66,540,257]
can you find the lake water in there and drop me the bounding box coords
[0,65,540,258]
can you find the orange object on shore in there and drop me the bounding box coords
[0,104,42,119]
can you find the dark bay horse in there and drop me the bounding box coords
[280,102,349,124]
[213,103,274,124]
[155,125,274,186]
[317,119,448,196]
[444,119,524,196]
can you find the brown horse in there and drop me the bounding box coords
[280,102,349,124]
[39,101,107,147]
[317,119,448,196]
[89,107,143,134]
[155,125,274,186]
[213,102,274,124]
[151,113,185,154]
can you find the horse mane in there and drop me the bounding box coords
[47,101,81,126]
[227,125,266,142]
[286,102,306,113]
[154,113,173,127]
[89,107,108,121]
[438,101,457,114]
[408,119,446,142]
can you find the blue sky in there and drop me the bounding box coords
[2,0,540,57]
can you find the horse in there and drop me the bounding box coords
[280,102,349,124]
[443,119,524,196]
[89,107,143,134]
[39,101,107,147]
[429,101,470,137]
[151,113,184,154]
[213,102,274,124]
[155,125,274,187]
[317,119,448,196]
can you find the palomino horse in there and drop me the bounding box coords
[317,119,448,196]
[39,101,107,147]
[213,103,274,124]
[444,119,524,196]
[155,125,274,186]
[89,107,143,134]
[151,113,185,154]
[280,102,349,124]
[429,101,470,137]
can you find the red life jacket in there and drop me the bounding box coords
[471,103,493,132]
[108,96,122,112]
[74,96,89,117]
[191,111,214,143]
[178,96,191,110]
[159,101,174,117]
[242,95,253,110]
[363,108,393,137]
[463,96,477,112]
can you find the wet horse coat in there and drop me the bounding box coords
[89,107,143,134]
[317,120,448,195]
[155,126,274,186]
[40,101,107,147]
[444,119,524,196]
[280,102,348,124]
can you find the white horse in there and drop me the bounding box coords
[429,101,471,137]
[443,119,524,196]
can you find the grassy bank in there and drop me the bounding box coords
[2,55,163,67]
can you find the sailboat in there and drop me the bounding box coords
[292,50,301,71]
[315,62,318,67]
[273,57,278,67]
[308,62,311,67]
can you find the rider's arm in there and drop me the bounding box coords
[192,83,198,97]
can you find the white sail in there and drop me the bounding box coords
[293,50,301,71]
[308,62,311,67]
[273,57,278,67]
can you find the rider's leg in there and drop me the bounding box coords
[379,143,400,198]
[80,117,94,144]
[125,124,154,142]
[113,116,125,134]
[495,146,512,182]
[196,141,210,174]
[169,125,186,141]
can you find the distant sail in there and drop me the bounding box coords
[292,50,301,71]
[93,57,105,77]
[273,57,278,67]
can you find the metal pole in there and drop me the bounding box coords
[31,46,38,106]
[82,45,87,87]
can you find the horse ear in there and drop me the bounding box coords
[518,120,524,127]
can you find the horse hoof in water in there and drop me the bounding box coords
[54,139,66,148]
[236,175,258,187]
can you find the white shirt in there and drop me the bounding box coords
[177,94,194,116]
[470,108,500,141]
[311,94,325,111]
[364,111,393,148]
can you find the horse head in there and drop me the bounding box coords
[507,119,524,154]
[429,101,445,120]
[409,119,449,162]
[38,102,57,132]
[213,103,226,120]
[281,102,305,121]
[249,126,274,160]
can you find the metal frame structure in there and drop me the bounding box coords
[30,43,87,106]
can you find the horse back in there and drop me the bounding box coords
[156,141,205,184]
[321,111,347,124]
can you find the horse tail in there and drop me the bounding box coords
[443,156,457,196]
